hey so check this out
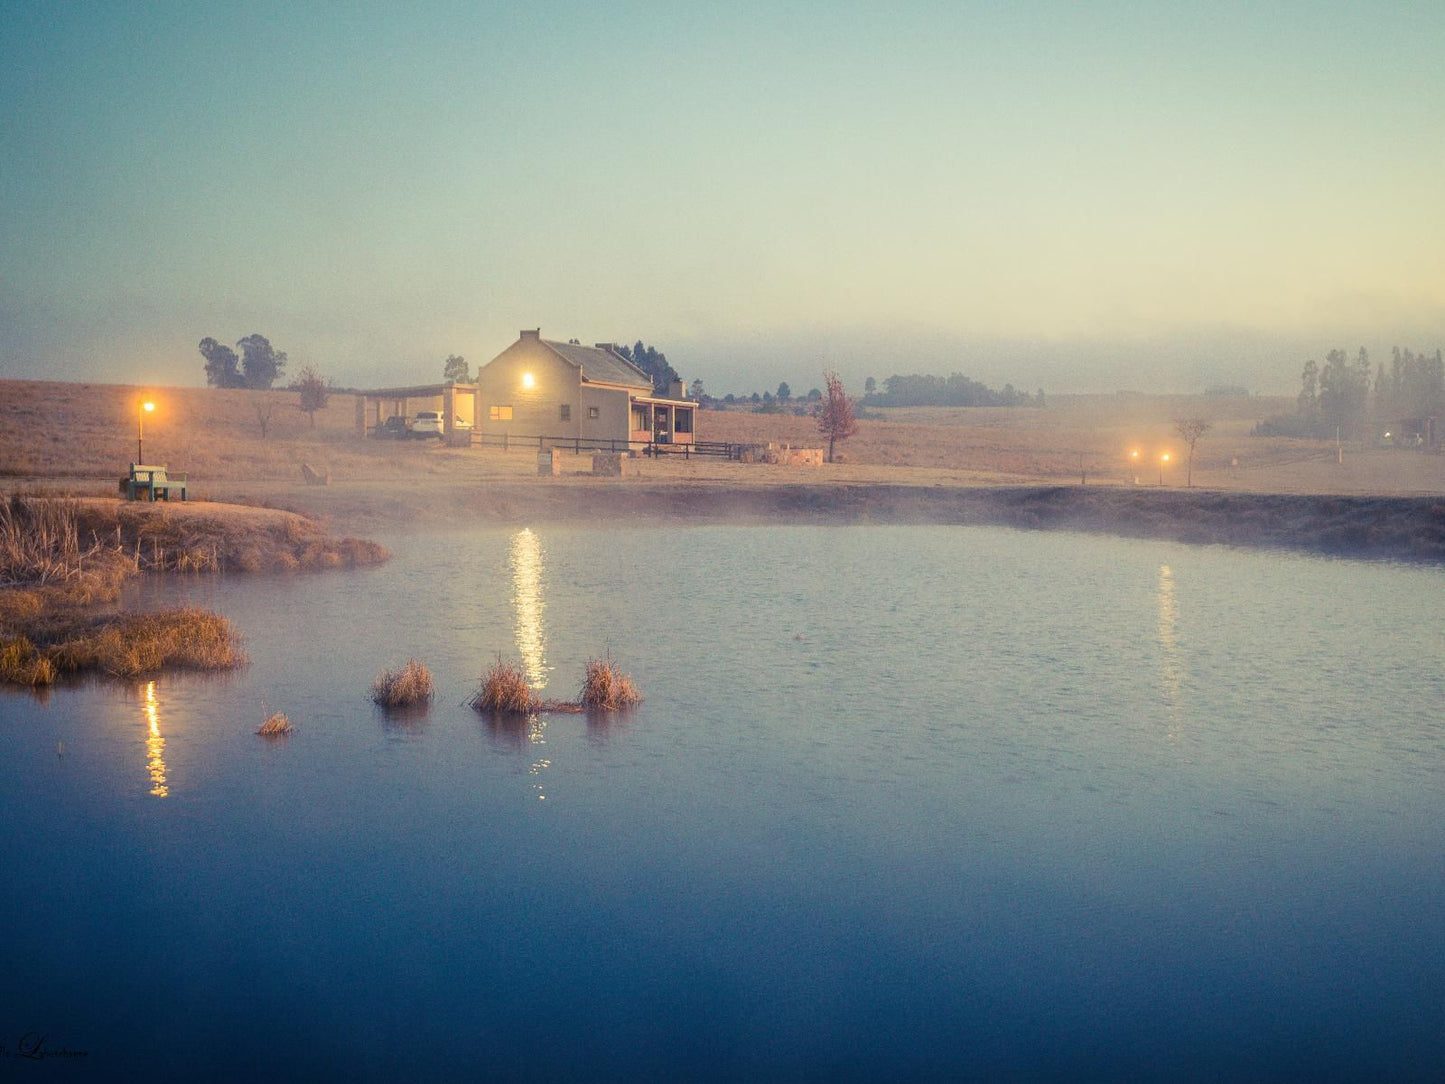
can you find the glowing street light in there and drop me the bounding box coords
[138,400,155,463]
[1130,447,1141,484]
[1159,451,1170,486]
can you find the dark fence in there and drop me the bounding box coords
[467,431,743,460]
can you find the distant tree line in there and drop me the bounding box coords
[865,373,1044,408]
[1255,346,1444,440]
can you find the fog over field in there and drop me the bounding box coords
[3,3,1443,394]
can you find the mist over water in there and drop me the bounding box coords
[3,525,1442,1079]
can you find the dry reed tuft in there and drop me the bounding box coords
[0,635,57,686]
[468,658,539,714]
[579,655,642,711]
[370,659,434,707]
[257,710,293,736]
[0,495,134,601]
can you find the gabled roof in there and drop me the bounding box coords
[544,340,651,390]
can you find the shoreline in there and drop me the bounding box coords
[240,480,1445,564]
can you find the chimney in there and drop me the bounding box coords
[520,328,540,340]
[669,377,684,399]
[594,342,616,353]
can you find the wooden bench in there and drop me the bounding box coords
[124,464,188,502]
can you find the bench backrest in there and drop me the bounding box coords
[130,464,168,483]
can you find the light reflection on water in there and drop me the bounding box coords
[143,680,168,798]
[511,527,547,688]
[1157,563,1184,739]
[512,527,550,801]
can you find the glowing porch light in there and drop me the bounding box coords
[521,372,535,389]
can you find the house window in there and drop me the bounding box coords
[560,404,571,421]
[587,406,599,419]
[675,408,693,434]
[490,405,513,421]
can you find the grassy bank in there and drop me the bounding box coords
[0,495,388,685]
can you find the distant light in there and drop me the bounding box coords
[142,401,155,413]
[522,373,535,389]
[1384,431,1391,438]
[1162,453,1170,462]
[1130,448,1140,459]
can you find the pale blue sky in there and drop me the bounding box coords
[3,1,1442,393]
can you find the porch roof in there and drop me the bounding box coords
[630,395,695,408]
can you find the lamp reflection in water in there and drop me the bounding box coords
[510,528,551,800]
[144,680,169,798]
[1157,564,1184,739]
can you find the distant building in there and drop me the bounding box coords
[475,330,695,448]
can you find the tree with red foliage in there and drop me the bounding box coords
[295,366,329,427]
[817,371,857,463]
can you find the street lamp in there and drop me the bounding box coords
[1130,448,1141,484]
[138,400,155,463]
[1159,451,1170,486]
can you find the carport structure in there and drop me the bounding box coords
[355,382,478,444]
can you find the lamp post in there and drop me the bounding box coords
[1159,452,1170,486]
[1130,448,1140,485]
[138,400,154,463]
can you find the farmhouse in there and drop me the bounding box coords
[475,330,696,449]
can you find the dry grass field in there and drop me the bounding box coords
[701,395,1445,494]
[1,379,1442,522]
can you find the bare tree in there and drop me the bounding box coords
[294,366,328,427]
[1173,418,1213,487]
[817,371,858,463]
[253,400,277,440]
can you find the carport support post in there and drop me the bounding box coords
[355,396,367,436]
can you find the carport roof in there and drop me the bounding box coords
[359,382,475,398]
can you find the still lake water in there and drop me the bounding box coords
[2,524,1443,1080]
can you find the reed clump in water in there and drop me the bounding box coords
[580,655,642,711]
[468,658,539,714]
[370,659,434,707]
[257,709,293,736]
[44,608,247,679]
[2,608,245,685]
